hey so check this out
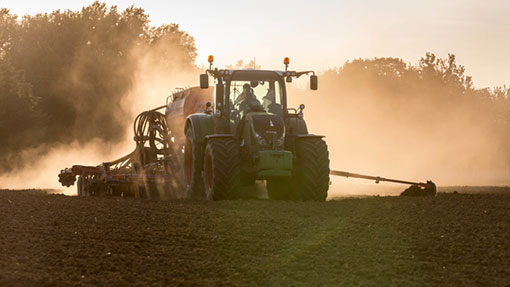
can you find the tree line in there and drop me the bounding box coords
[1,2,509,179]
[291,54,510,183]
[0,2,197,171]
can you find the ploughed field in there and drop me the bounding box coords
[1,189,509,286]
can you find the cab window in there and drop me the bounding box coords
[228,80,283,124]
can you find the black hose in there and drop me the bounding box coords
[133,110,169,155]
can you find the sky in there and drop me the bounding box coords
[3,0,510,88]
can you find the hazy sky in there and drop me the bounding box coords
[3,0,510,88]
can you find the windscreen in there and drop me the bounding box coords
[227,79,283,124]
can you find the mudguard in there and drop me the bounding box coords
[284,118,324,152]
[295,134,325,139]
[184,113,215,144]
[204,134,234,141]
[285,117,308,135]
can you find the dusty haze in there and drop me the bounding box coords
[0,43,197,194]
[0,4,198,193]
[1,4,509,196]
[3,55,510,196]
[288,56,510,196]
[2,53,510,196]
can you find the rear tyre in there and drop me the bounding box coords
[184,127,205,198]
[293,137,330,201]
[203,138,240,200]
[266,178,292,200]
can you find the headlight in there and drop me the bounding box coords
[275,136,285,146]
[254,132,268,146]
[255,132,285,148]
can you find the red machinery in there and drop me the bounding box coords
[58,87,213,197]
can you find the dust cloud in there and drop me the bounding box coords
[124,40,198,114]
[0,36,197,194]
[0,4,200,193]
[288,55,510,196]
[0,139,132,195]
[2,7,509,199]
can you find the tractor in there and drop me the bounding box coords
[184,56,329,200]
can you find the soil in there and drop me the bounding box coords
[1,189,509,286]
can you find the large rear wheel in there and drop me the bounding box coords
[184,127,205,198]
[293,137,330,201]
[203,138,240,200]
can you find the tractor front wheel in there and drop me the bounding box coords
[293,137,330,201]
[203,138,240,200]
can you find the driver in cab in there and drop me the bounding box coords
[235,83,264,116]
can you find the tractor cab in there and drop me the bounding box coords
[199,56,317,142]
[209,70,287,153]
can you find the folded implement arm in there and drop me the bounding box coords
[330,170,437,196]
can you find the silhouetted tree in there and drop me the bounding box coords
[289,53,510,181]
[0,2,197,171]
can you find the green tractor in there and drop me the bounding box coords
[184,56,330,201]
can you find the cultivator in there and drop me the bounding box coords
[58,87,213,198]
[58,56,436,199]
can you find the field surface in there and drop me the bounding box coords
[1,190,509,286]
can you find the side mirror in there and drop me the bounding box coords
[200,74,209,89]
[310,75,318,90]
